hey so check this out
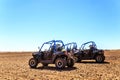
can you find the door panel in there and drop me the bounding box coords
[43,51,52,60]
[83,49,91,58]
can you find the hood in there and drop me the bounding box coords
[32,52,39,56]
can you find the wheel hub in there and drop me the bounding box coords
[57,61,63,67]
[97,56,102,62]
[30,60,35,66]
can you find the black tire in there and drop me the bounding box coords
[74,57,79,62]
[55,58,66,69]
[29,58,38,68]
[76,56,81,62]
[42,63,48,67]
[95,55,105,63]
[67,59,74,67]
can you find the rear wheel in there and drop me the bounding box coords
[55,58,66,69]
[29,58,38,68]
[95,55,105,63]
[67,59,74,67]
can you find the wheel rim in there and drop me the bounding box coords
[57,60,63,68]
[30,59,36,66]
[97,56,102,62]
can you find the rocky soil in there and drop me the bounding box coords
[0,50,120,80]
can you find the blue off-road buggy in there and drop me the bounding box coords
[28,40,75,69]
[75,41,105,63]
[64,42,79,62]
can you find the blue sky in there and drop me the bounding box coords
[0,0,120,51]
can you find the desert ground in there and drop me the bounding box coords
[0,50,120,80]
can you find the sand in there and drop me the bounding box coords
[0,50,120,80]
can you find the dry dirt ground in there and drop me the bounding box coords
[0,50,120,80]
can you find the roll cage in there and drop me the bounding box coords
[64,42,77,51]
[80,41,97,51]
[39,40,65,53]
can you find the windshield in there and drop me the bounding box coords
[84,43,93,50]
[41,43,51,52]
[80,42,97,50]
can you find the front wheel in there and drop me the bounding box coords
[55,58,66,69]
[95,55,105,63]
[67,59,74,67]
[74,56,78,62]
[29,58,38,68]
[75,56,81,62]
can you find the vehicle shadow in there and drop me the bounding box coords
[34,66,77,71]
[77,61,110,64]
